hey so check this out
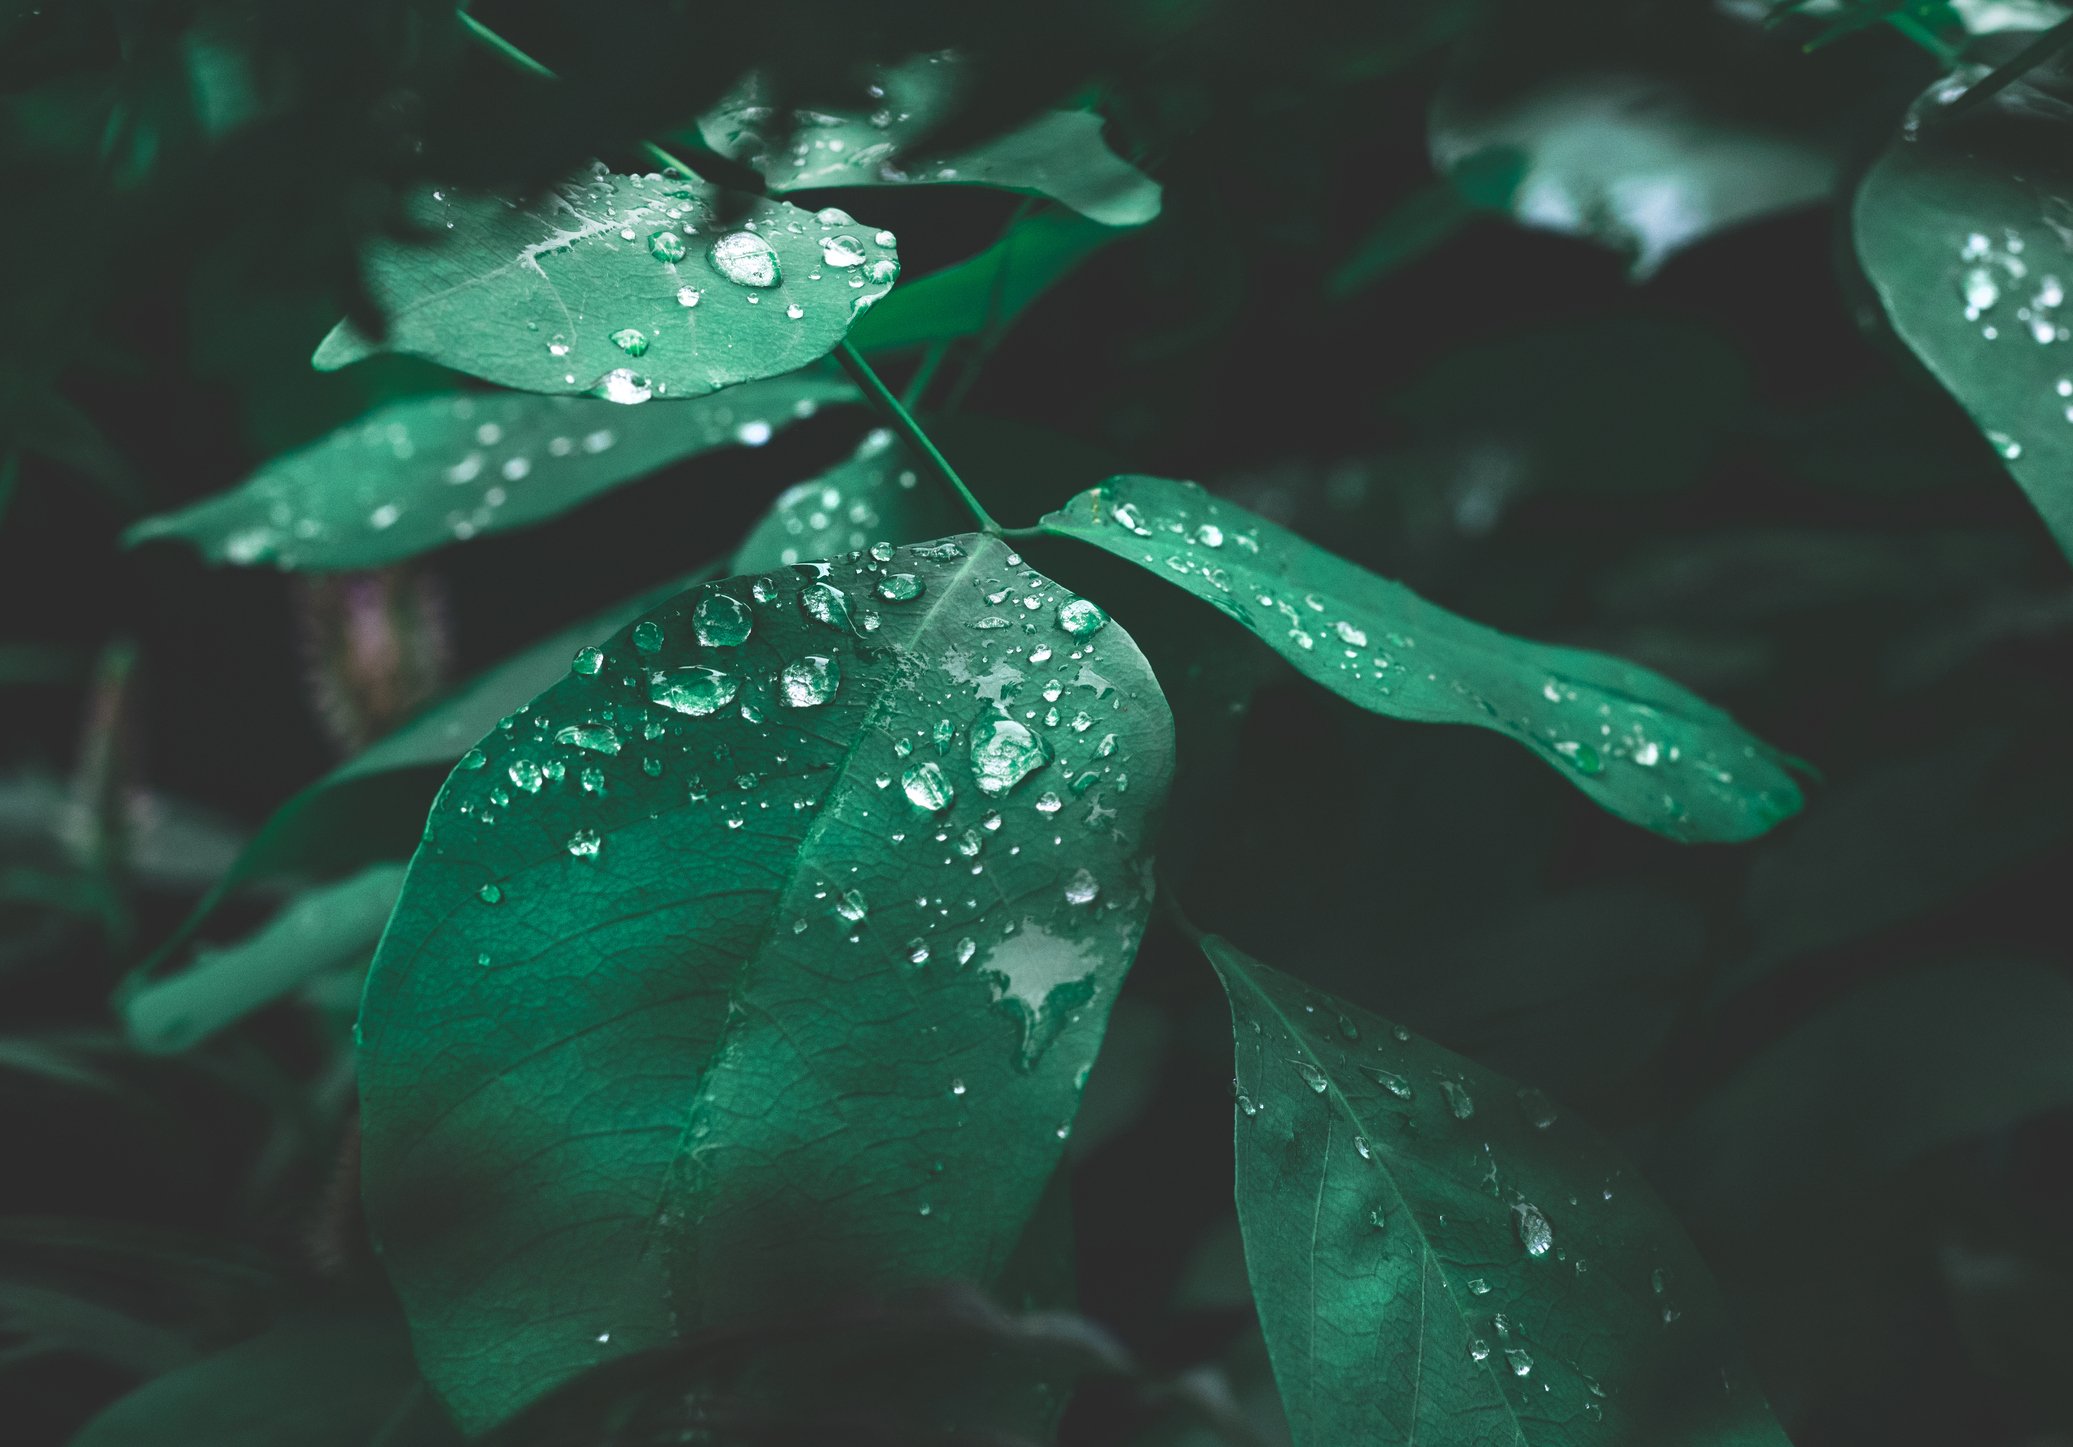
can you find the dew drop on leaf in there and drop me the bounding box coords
[1293,1060,1329,1094]
[710,231,781,287]
[693,592,753,647]
[594,369,653,405]
[779,654,840,707]
[1057,597,1108,637]
[969,717,1052,796]
[610,328,649,357]
[648,230,687,263]
[879,572,923,602]
[632,621,664,654]
[801,581,854,632]
[901,760,955,812]
[650,666,740,717]
[1442,1079,1475,1118]
[1513,1200,1555,1259]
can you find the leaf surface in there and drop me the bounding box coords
[697,53,1160,227]
[356,535,1174,1430]
[849,209,1119,351]
[1855,68,2073,564]
[1207,936,1791,1447]
[1041,476,1801,842]
[733,427,960,573]
[128,379,847,569]
[315,167,898,397]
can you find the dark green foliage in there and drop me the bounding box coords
[12,3,2073,1446]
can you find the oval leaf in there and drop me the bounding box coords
[732,426,961,573]
[1855,70,2073,564]
[1206,935,1791,1447]
[697,53,1160,227]
[314,167,900,397]
[126,379,849,569]
[357,535,1175,1431]
[1040,476,1802,842]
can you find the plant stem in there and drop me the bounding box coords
[833,342,1002,535]
[1934,14,2073,125]
[901,341,950,409]
[453,6,994,534]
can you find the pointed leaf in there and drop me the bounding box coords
[122,864,404,1053]
[849,209,1119,351]
[1040,476,1801,842]
[697,53,1160,227]
[733,426,961,573]
[357,535,1174,1430]
[314,167,899,397]
[1206,936,1791,1447]
[127,379,848,570]
[1855,69,2073,565]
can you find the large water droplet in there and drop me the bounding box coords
[902,760,955,812]
[1057,597,1108,637]
[693,592,753,647]
[1292,1060,1329,1094]
[595,368,653,405]
[649,230,687,263]
[710,231,781,287]
[780,655,840,707]
[969,717,1052,796]
[1512,1200,1554,1259]
[820,234,867,268]
[650,666,740,716]
[879,573,923,602]
[1064,868,1100,905]
[801,581,854,632]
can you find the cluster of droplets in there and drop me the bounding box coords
[1955,229,2061,348]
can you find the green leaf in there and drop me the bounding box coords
[1040,476,1802,842]
[849,208,1120,351]
[67,1314,456,1447]
[313,167,899,397]
[1855,69,2073,564]
[1431,8,1848,277]
[696,53,1160,227]
[121,864,404,1053]
[126,378,849,570]
[1328,150,1525,299]
[732,427,960,573]
[1205,935,1791,1447]
[357,535,1175,1431]
[1660,960,2073,1221]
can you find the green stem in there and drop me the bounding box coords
[1934,15,2073,125]
[901,341,950,410]
[455,6,991,534]
[833,342,1001,535]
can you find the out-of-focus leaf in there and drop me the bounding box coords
[127,379,849,570]
[356,537,1174,1431]
[698,52,1161,227]
[0,773,244,893]
[1328,149,1525,299]
[67,1314,456,1447]
[315,168,898,396]
[0,1278,198,1374]
[0,1036,121,1092]
[1206,936,1791,1447]
[1041,476,1804,842]
[121,865,405,1053]
[1661,960,2073,1219]
[1432,8,1850,276]
[850,208,1119,351]
[1856,64,2073,565]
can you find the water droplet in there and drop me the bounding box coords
[369,503,401,530]
[1468,1277,1490,1295]
[509,758,544,793]
[1988,429,2023,461]
[1353,1134,1372,1160]
[969,717,1052,796]
[632,621,664,653]
[459,747,486,770]
[1334,620,1368,647]
[1442,1080,1475,1119]
[950,1077,967,1097]
[610,327,649,357]
[1505,1347,1534,1378]
[1057,597,1108,637]
[676,285,703,307]
[834,889,868,923]
[1034,791,1062,815]
[879,573,923,602]
[594,368,653,405]
[693,592,753,647]
[779,654,840,707]
[710,230,781,287]
[650,666,739,716]
[867,257,900,285]
[1369,1207,1387,1230]
[1512,1200,1554,1259]
[649,230,687,263]
[735,419,773,446]
[819,234,867,268]
[1064,868,1100,905]
[955,938,977,966]
[557,723,621,755]
[478,883,503,904]
[567,827,602,859]
[1361,1065,1413,1100]
[1554,740,1603,775]
[785,303,804,320]
[1194,523,1225,547]
[1516,1088,1557,1130]
[801,581,855,632]
[902,760,955,812]
[1469,1339,1492,1363]
[1293,1060,1329,1094]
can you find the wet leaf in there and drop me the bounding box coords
[356,535,1174,1430]
[697,52,1160,227]
[314,167,898,397]
[1206,936,1791,1447]
[849,209,1119,351]
[1856,65,2073,565]
[1040,476,1802,842]
[732,426,959,573]
[127,378,848,570]
[121,864,404,1053]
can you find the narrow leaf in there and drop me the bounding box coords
[122,864,404,1053]
[314,167,899,397]
[1855,67,2073,565]
[127,379,848,570]
[357,536,1174,1430]
[1207,936,1791,1447]
[1040,476,1801,842]
[697,53,1160,227]
[849,209,1118,352]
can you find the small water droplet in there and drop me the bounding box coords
[1064,868,1100,905]
[649,230,687,263]
[1292,1060,1329,1094]
[676,285,703,307]
[779,654,840,707]
[567,827,602,859]
[819,234,867,268]
[834,889,868,923]
[1988,429,2023,461]
[594,368,653,405]
[709,230,780,287]
[478,883,503,904]
[610,327,649,357]
[632,621,664,654]
[1442,1080,1475,1119]
[969,717,1052,796]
